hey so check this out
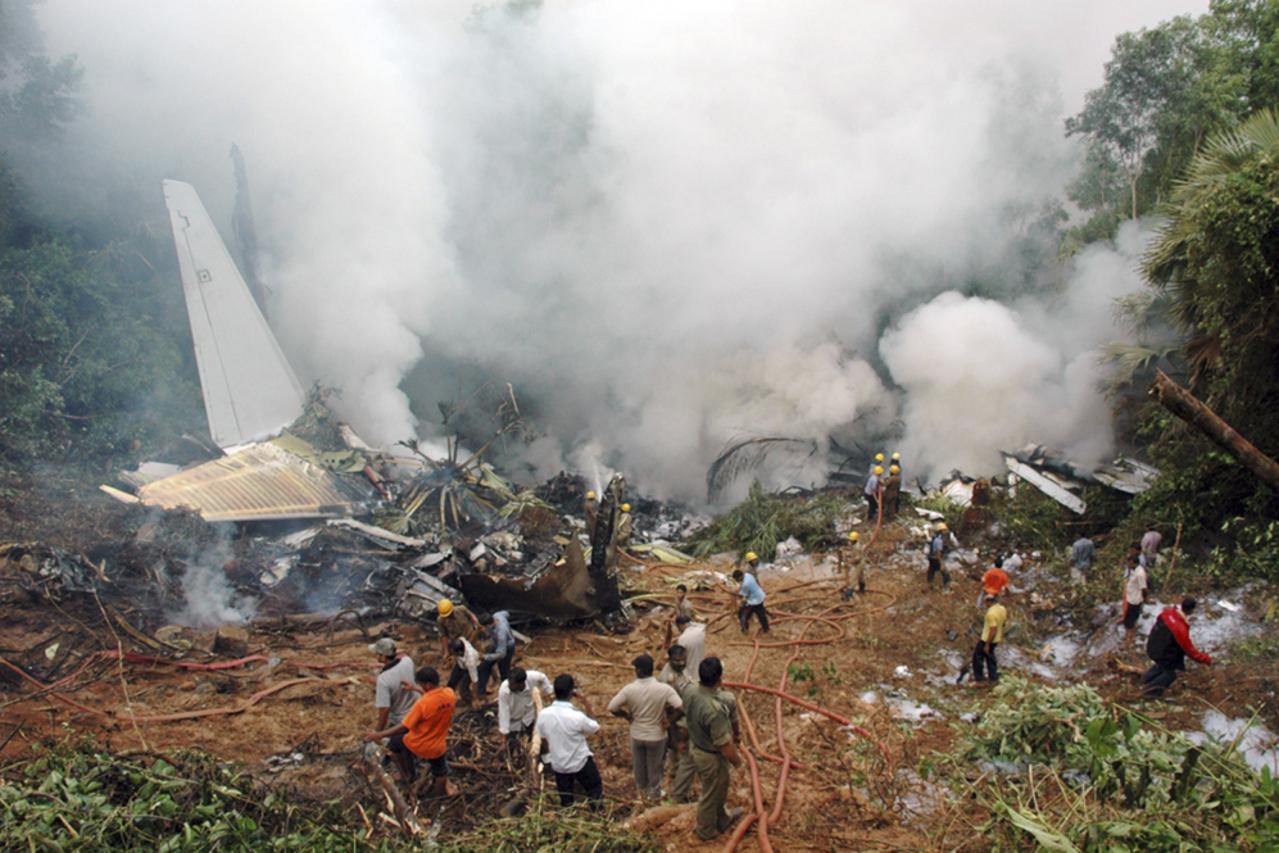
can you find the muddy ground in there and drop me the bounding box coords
[2,484,1277,851]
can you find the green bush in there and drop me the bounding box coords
[688,482,852,558]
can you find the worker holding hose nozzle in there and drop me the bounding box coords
[840,531,864,600]
[685,657,744,840]
[733,558,770,634]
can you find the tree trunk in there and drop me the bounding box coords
[1150,370,1279,491]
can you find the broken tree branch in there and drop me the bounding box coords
[1150,369,1279,492]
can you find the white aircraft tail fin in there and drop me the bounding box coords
[163,179,304,449]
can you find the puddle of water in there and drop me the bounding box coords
[1186,712,1279,775]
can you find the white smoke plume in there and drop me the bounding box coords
[35,0,1204,502]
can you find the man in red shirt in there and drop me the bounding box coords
[979,556,1009,608]
[1142,597,1212,697]
[366,666,456,795]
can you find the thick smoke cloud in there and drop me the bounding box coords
[36,0,1202,502]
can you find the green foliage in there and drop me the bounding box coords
[439,796,658,852]
[689,482,851,558]
[1067,1,1279,232]
[0,235,202,461]
[0,743,373,850]
[952,677,1279,851]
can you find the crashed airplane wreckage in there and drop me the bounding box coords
[98,180,630,625]
[1001,444,1159,515]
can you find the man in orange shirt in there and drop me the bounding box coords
[979,556,1009,608]
[365,666,456,796]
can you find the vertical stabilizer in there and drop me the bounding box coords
[163,179,304,448]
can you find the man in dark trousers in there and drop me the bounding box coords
[536,673,603,809]
[1143,597,1212,697]
[685,657,743,840]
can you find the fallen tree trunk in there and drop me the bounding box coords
[1151,370,1279,492]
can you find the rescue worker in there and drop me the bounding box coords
[686,658,744,839]
[476,610,515,697]
[672,583,695,622]
[436,598,480,658]
[496,666,553,756]
[608,653,683,801]
[666,613,707,677]
[1121,552,1148,644]
[536,674,604,809]
[864,465,884,522]
[927,523,953,589]
[1142,597,1212,697]
[1071,535,1096,581]
[365,666,456,795]
[883,464,902,519]
[979,556,1009,608]
[370,638,416,734]
[733,557,770,634]
[1141,523,1163,566]
[972,592,1007,683]
[840,531,865,600]
[615,503,634,548]
[661,645,741,804]
[447,637,481,707]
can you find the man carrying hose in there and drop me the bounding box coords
[733,559,770,635]
[864,464,884,522]
[883,464,902,520]
[840,531,865,600]
[685,657,744,840]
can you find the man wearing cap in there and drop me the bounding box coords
[536,673,604,809]
[972,592,1007,683]
[685,657,743,839]
[496,666,553,755]
[370,638,417,733]
[436,598,480,658]
[476,610,515,697]
[365,666,456,796]
[584,491,599,547]
[733,559,770,634]
[840,531,865,599]
[864,462,884,522]
[883,464,902,520]
[608,653,683,801]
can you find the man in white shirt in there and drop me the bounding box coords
[1122,553,1148,645]
[671,614,706,678]
[447,637,481,707]
[536,674,603,809]
[369,638,416,731]
[497,667,552,753]
[608,653,683,800]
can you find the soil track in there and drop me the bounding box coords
[2,513,1275,851]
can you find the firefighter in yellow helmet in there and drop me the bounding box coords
[436,597,480,657]
[883,464,902,520]
[841,530,866,600]
[864,465,885,521]
[607,501,634,568]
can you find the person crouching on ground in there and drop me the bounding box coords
[365,666,456,796]
[1142,596,1212,697]
[447,637,481,707]
[972,593,1007,684]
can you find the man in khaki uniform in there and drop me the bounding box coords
[684,656,742,840]
[840,531,864,599]
[436,598,480,657]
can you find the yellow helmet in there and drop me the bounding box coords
[873,465,884,475]
[745,552,759,563]
[874,452,885,462]
[936,523,948,533]
[891,451,901,461]
[585,490,597,501]
[621,503,631,512]
[848,531,860,542]
[890,465,900,474]
[437,598,454,617]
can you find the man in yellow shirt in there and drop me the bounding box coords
[972,593,1007,683]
